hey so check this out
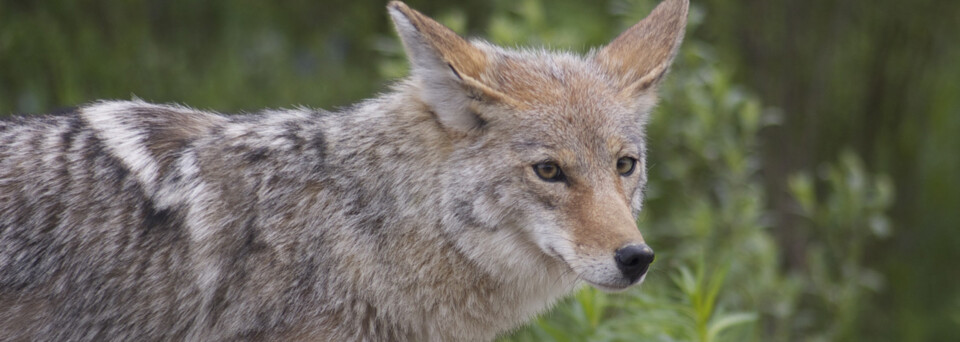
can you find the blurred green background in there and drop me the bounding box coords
[2,0,957,340]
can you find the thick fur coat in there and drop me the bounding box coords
[0,1,688,340]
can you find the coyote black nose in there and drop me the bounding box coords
[615,244,655,282]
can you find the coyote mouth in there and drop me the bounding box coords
[584,277,641,292]
[579,258,648,292]
[543,246,644,292]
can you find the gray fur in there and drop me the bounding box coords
[1,98,461,340]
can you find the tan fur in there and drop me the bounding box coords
[569,182,644,253]
[597,0,689,95]
[389,2,487,79]
[389,2,521,107]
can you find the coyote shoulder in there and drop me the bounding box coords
[0,1,688,340]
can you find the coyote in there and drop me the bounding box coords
[0,0,688,340]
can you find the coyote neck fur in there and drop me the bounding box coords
[194,80,573,340]
[198,84,577,340]
[265,83,579,340]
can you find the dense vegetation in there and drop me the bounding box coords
[2,0,956,340]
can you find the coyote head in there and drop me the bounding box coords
[388,0,688,291]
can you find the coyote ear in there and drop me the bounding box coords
[596,0,688,99]
[388,1,515,132]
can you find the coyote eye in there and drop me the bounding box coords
[617,157,637,176]
[533,162,564,182]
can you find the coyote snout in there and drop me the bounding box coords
[616,244,655,282]
[533,174,655,291]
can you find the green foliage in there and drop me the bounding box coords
[0,0,393,113]
[786,152,894,341]
[694,1,960,338]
